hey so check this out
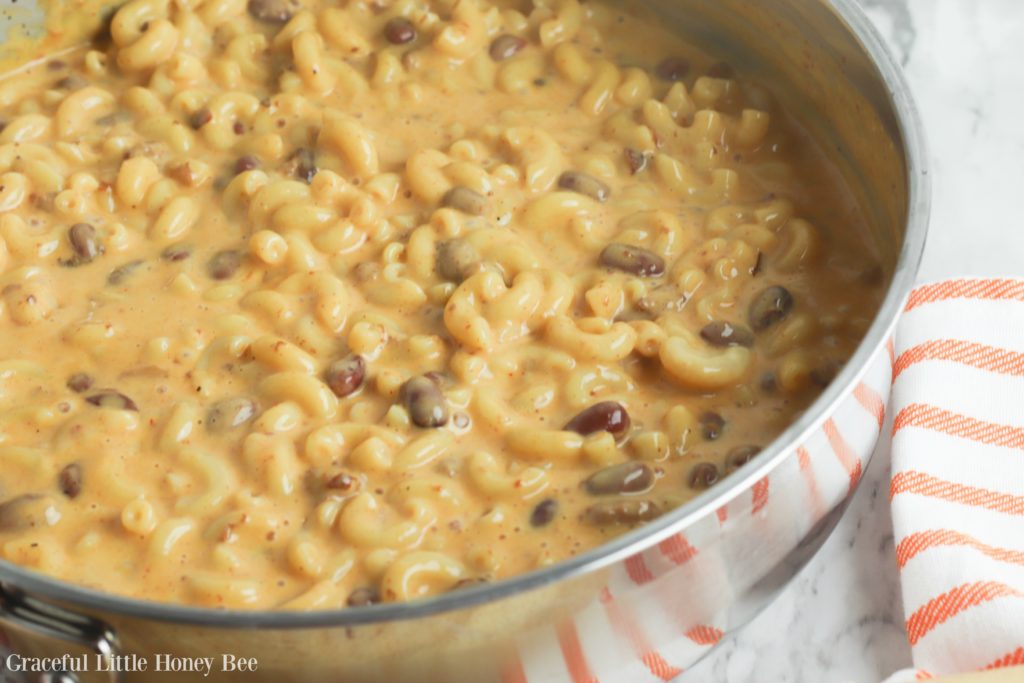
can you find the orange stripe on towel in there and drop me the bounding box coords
[894,338,1024,380]
[684,625,723,646]
[896,529,1024,569]
[601,594,683,681]
[905,581,1024,645]
[984,646,1024,670]
[557,620,599,683]
[893,402,1024,450]
[905,279,1024,311]
[890,471,1024,515]
[854,382,886,428]
[797,446,825,519]
[823,419,862,494]
[624,554,654,585]
[658,534,697,565]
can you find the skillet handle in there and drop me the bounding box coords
[0,582,122,683]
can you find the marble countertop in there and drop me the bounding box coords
[684,1,1024,681]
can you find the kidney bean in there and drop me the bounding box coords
[0,494,52,531]
[400,376,449,428]
[687,462,720,489]
[557,171,610,202]
[582,499,661,526]
[346,586,380,607]
[56,74,87,91]
[107,260,144,285]
[584,462,654,495]
[442,186,487,215]
[564,401,630,439]
[208,250,243,280]
[655,57,690,81]
[624,148,649,174]
[85,390,138,411]
[325,355,366,398]
[234,155,260,174]
[810,362,839,387]
[706,61,735,78]
[325,472,357,491]
[161,244,193,262]
[489,34,526,61]
[67,223,102,264]
[383,17,417,44]
[190,108,212,129]
[293,147,317,183]
[599,243,665,277]
[436,238,480,282]
[725,445,761,473]
[700,321,754,348]
[58,463,82,499]
[699,411,725,440]
[748,285,794,331]
[247,0,299,23]
[452,577,489,591]
[530,498,558,527]
[206,397,258,433]
[97,112,131,127]
[66,373,94,393]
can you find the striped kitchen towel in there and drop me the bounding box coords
[885,278,1024,681]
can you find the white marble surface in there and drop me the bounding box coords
[684,1,1024,681]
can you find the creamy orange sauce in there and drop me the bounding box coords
[0,0,883,608]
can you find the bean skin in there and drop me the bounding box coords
[234,155,260,174]
[584,462,655,495]
[56,74,87,91]
[247,0,299,23]
[67,223,103,264]
[325,472,357,491]
[0,494,49,531]
[383,17,417,44]
[706,61,735,79]
[749,285,794,331]
[85,390,138,411]
[557,171,610,202]
[206,397,259,433]
[189,108,212,129]
[699,411,725,441]
[58,463,82,499]
[400,376,449,428]
[582,499,661,526]
[687,462,720,489]
[655,57,690,81]
[66,373,94,393]
[564,401,630,439]
[624,148,649,174]
[208,250,243,280]
[442,186,488,215]
[107,260,144,285]
[161,244,193,262]
[530,498,558,527]
[489,34,526,61]
[725,445,761,473]
[346,586,380,607]
[436,238,480,282]
[599,243,665,277]
[293,147,317,183]
[325,355,366,398]
[700,321,755,348]
[810,362,839,387]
